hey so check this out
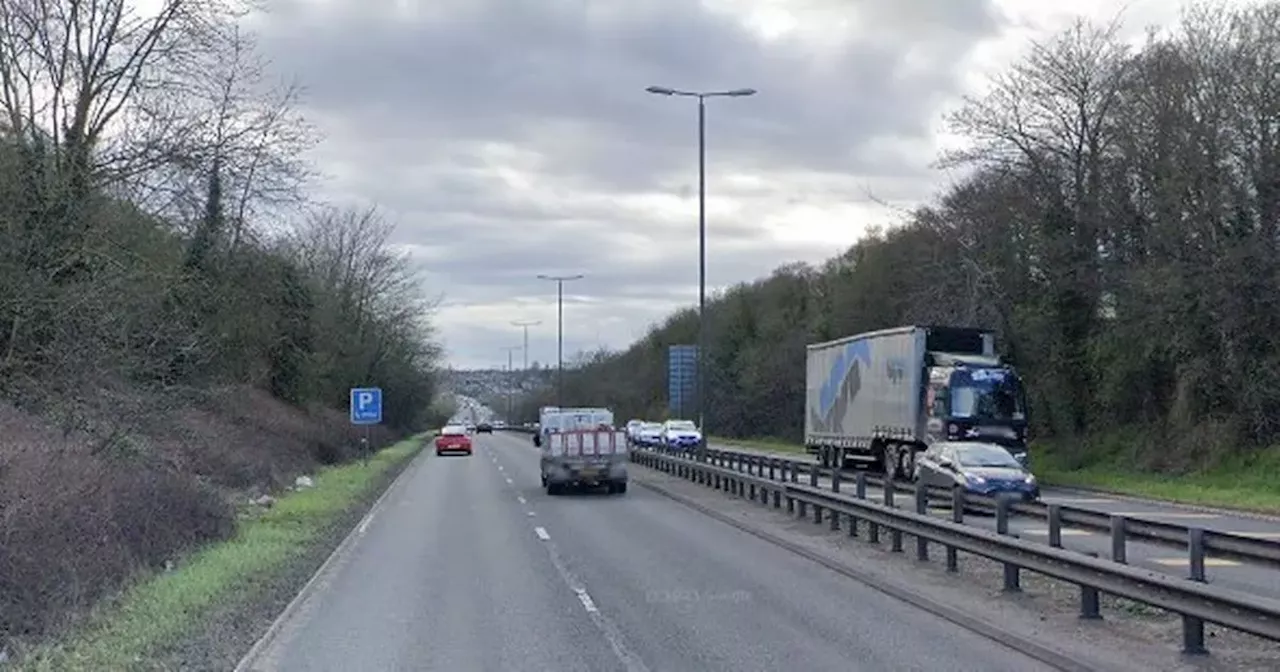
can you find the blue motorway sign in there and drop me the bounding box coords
[667,345,697,417]
[349,387,383,425]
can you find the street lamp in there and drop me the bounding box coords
[645,85,756,433]
[501,345,522,420]
[536,273,584,406]
[510,319,541,372]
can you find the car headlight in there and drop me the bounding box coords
[1024,474,1037,484]
[965,473,986,485]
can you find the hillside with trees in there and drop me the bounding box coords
[0,0,446,647]
[516,3,1280,476]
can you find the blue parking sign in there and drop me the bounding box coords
[349,387,383,425]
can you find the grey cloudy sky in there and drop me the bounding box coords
[247,0,1210,370]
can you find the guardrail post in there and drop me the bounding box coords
[1110,516,1128,564]
[883,488,903,552]
[1187,527,1206,583]
[814,502,823,524]
[790,461,799,483]
[1080,585,1101,620]
[996,497,1020,592]
[809,464,819,487]
[1182,616,1206,655]
[1047,504,1063,548]
[946,488,963,572]
[1179,531,1210,654]
[914,483,929,561]
[773,487,782,509]
[769,458,777,480]
[798,495,808,518]
[831,466,841,493]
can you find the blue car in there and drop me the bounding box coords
[913,441,1040,501]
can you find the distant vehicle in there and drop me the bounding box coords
[465,423,477,433]
[913,441,1039,502]
[536,407,627,495]
[805,325,1029,481]
[436,425,473,456]
[476,422,493,433]
[493,420,507,429]
[625,419,644,439]
[661,419,702,451]
[632,422,664,447]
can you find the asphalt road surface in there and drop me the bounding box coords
[707,441,1280,598]
[240,432,1058,672]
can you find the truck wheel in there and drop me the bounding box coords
[883,447,898,481]
[610,481,628,495]
[547,482,563,496]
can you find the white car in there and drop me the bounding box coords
[633,422,664,447]
[661,419,702,451]
[625,419,644,443]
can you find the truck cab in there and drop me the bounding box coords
[924,353,1029,464]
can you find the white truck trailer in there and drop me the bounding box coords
[804,325,1029,480]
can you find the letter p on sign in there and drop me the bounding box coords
[349,387,383,425]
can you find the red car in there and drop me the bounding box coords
[435,425,473,456]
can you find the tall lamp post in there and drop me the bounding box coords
[501,345,521,421]
[510,319,541,421]
[536,274,584,407]
[510,319,541,372]
[644,85,756,432]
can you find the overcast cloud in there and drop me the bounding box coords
[247,0,1213,370]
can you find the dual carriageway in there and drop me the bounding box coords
[236,430,1280,672]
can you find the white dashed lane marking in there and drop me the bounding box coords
[575,587,599,612]
[535,526,551,541]
[506,477,514,485]
[1109,512,1219,519]
[1151,557,1241,567]
[517,496,527,505]
[1021,528,1092,537]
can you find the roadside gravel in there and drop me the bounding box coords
[630,463,1276,672]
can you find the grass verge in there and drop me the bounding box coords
[710,435,810,456]
[714,434,1280,515]
[12,435,426,672]
[1032,443,1280,515]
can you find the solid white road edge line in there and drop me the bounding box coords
[535,526,551,541]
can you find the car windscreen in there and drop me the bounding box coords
[954,445,1021,468]
[667,421,696,431]
[441,426,466,436]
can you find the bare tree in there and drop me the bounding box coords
[132,22,319,252]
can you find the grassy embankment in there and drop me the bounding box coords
[712,433,1280,514]
[13,436,426,672]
